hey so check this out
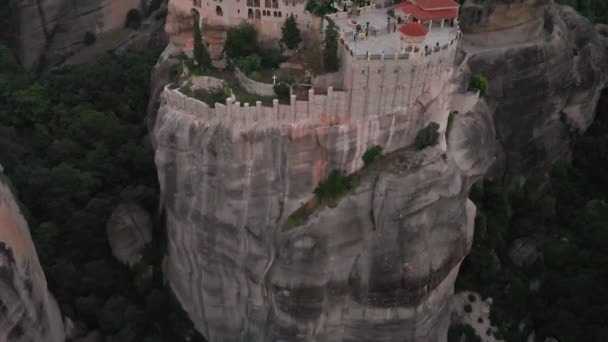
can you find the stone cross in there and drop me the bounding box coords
[272,74,278,85]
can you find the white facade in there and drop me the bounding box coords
[186,0,312,40]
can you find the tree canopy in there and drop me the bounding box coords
[281,15,302,50]
[0,45,205,342]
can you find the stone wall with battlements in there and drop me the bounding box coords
[162,33,458,134]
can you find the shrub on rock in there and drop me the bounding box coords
[414,122,440,150]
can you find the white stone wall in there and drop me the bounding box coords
[162,36,459,134]
[234,67,276,96]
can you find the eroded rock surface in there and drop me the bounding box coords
[461,1,608,180]
[106,203,153,267]
[10,0,166,71]
[152,56,497,340]
[0,170,65,342]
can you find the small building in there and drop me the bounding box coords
[399,22,428,55]
[395,0,459,30]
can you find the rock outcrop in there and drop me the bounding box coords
[151,47,496,339]
[460,0,608,180]
[10,0,167,71]
[0,169,65,342]
[106,203,153,267]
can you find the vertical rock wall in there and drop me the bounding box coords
[461,1,608,180]
[152,55,497,340]
[11,0,153,71]
[0,170,65,342]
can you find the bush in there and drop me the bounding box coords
[83,32,96,45]
[190,87,229,107]
[274,82,290,101]
[362,145,383,166]
[314,170,352,201]
[225,23,258,59]
[468,74,489,95]
[126,9,142,29]
[258,48,286,68]
[414,122,440,150]
[305,0,337,16]
[237,54,262,75]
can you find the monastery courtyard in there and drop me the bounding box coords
[333,11,458,56]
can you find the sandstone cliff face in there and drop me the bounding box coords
[0,170,65,342]
[461,1,608,180]
[11,0,164,71]
[152,53,496,340]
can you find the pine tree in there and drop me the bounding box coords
[323,19,340,72]
[192,18,212,71]
[280,15,302,50]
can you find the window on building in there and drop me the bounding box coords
[272,0,278,8]
[238,9,240,13]
[247,0,253,5]
[216,5,223,15]
[248,8,254,17]
[265,0,271,8]
[192,0,196,7]
[278,11,281,17]
[255,9,261,18]
[254,0,260,7]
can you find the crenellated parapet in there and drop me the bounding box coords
[162,25,459,132]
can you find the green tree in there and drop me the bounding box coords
[280,15,302,50]
[323,19,340,72]
[414,122,440,149]
[362,145,383,166]
[314,169,352,201]
[192,18,212,71]
[274,82,290,102]
[468,74,489,95]
[305,0,337,16]
[224,23,258,59]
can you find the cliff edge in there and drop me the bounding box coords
[0,169,65,342]
[460,0,608,180]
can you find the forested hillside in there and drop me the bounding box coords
[0,45,205,342]
[454,89,608,342]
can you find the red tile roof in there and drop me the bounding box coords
[416,0,459,10]
[395,0,459,20]
[399,22,429,37]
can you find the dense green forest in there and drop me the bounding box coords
[558,0,608,23]
[455,88,608,342]
[0,45,205,342]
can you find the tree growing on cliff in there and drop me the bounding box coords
[468,74,488,95]
[414,122,440,150]
[280,15,302,50]
[323,19,340,72]
[192,18,212,71]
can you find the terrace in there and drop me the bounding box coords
[331,9,459,58]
